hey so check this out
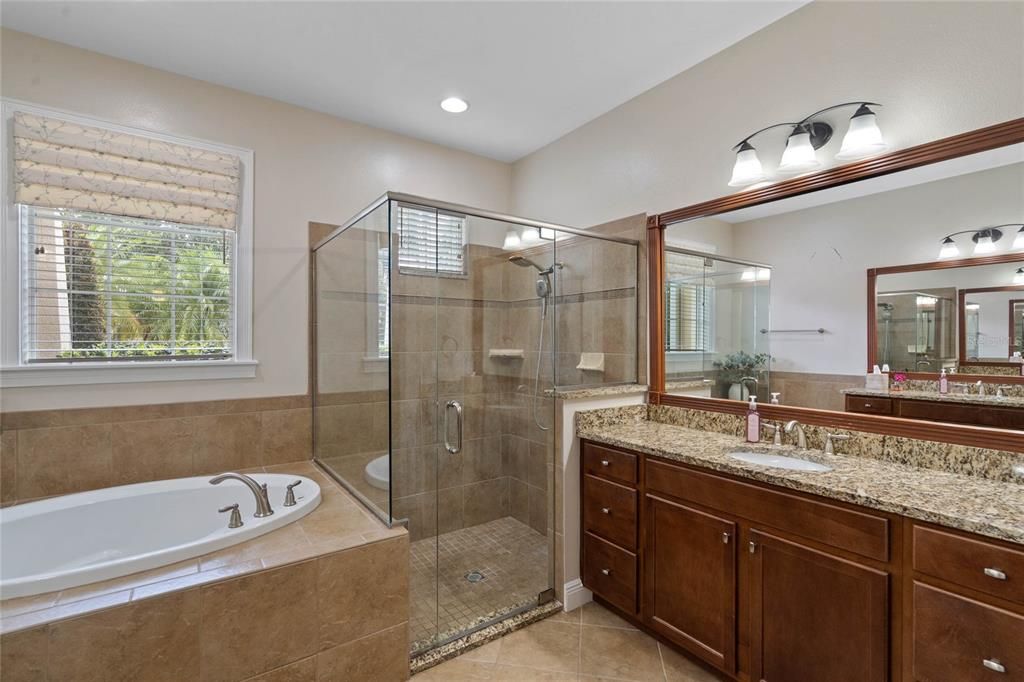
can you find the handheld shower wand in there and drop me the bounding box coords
[509,256,559,431]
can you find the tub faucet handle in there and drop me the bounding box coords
[284,480,302,507]
[219,503,243,529]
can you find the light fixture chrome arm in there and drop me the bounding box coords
[731,122,802,150]
[795,101,882,126]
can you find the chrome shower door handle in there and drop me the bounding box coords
[445,400,464,454]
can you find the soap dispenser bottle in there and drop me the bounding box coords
[939,368,949,395]
[746,396,760,443]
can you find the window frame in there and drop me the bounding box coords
[0,99,256,387]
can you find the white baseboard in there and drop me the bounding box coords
[562,579,593,612]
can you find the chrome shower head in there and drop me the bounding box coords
[508,255,544,271]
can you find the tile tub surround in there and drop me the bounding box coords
[0,462,411,681]
[0,395,312,506]
[576,406,1024,546]
[0,461,400,635]
[411,601,722,681]
[843,386,1024,407]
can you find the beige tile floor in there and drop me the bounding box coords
[412,601,726,681]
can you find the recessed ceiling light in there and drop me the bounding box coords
[440,97,469,113]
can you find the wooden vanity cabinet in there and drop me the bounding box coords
[845,394,1024,430]
[644,494,737,672]
[581,439,898,682]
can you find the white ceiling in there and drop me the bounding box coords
[0,1,804,162]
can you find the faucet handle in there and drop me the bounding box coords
[219,503,243,529]
[284,480,302,507]
[824,432,851,455]
[761,421,783,446]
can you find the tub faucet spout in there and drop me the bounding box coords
[209,473,274,518]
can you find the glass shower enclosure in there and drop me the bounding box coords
[311,193,638,654]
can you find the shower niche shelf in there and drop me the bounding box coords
[488,348,526,359]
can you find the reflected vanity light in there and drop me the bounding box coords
[502,229,521,250]
[729,101,887,187]
[965,302,981,311]
[937,224,1023,258]
[740,267,771,282]
[916,295,938,307]
[1015,267,1024,284]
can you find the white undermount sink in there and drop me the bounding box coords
[729,451,832,473]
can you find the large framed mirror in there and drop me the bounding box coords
[649,118,1024,445]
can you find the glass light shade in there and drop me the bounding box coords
[1015,268,1024,284]
[502,229,521,250]
[777,130,820,174]
[740,268,756,281]
[938,237,959,259]
[836,108,889,160]
[965,302,980,311]
[1013,227,1024,250]
[756,268,771,281]
[539,227,556,240]
[522,228,542,245]
[728,145,767,187]
[973,234,996,254]
[916,296,937,307]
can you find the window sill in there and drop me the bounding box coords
[0,360,258,388]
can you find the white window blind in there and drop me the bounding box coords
[396,204,466,276]
[20,205,234,363]
[377,246,390,356]
[665,253,713,352]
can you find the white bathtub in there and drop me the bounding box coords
[0,473,321,600]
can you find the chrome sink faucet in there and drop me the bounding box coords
[824,432,851,455]
[976,380,986,396]
[209,472,274,518]
[762,421,783,446]
[784,420,807,449]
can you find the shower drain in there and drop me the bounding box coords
[465,570,486,583]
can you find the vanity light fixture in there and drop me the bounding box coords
[1014,225,1024,250]
[728,101,887,187]
[937,224,1023,258]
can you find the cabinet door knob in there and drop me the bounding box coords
[601,507,611,515]
[600,459,610,467]
[748,541,757,554]
[601,568,611,576]
[722,532,731,544]
[983,659,1006,673]
[984,567,1008,580]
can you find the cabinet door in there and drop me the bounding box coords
[750,530,889,682]
[643,494,737,673]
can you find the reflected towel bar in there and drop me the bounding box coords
[760,328,826,334]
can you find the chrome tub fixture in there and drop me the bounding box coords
[209,472,274,517]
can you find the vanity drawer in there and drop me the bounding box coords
[845,395,893,415]
[583,531,638,615]
[583,474,637,551]
[912,582,1024,681]
[582,441,638,486]
[913,525,1024,606]
[646,458,890,562]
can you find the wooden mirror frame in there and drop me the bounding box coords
[866,257,1024,380]
[648,117,1024,452]
[955,284,1024,366]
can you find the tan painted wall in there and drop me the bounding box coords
[1,28,513,411]
[511,1,1024,227]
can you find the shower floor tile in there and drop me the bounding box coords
[409,516,549,651]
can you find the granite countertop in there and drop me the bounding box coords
[547,384,648,400]
[842,387,1024,408]
[577,418,1024,546]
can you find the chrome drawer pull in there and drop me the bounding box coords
[984,567,1008,580]
[864,402,872,407]
[722,532,731,544]
[748,541,757,554]
[601,568,611,576]
[600,459,610,467]
[601,507,611,515]
[983,659,1006,673]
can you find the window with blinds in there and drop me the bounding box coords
[20,205,234,363]
[396,204,466,276]
[665,253,713,353]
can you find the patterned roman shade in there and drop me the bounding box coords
[12,112,241,230]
